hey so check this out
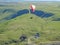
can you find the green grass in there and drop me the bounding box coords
[0,2,60,45]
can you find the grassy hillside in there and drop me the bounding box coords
[0,2,60,45]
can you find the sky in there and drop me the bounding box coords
[0,0,60,2]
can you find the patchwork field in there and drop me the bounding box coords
[0,2,60,45]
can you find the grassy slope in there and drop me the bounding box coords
[0,2,60,45]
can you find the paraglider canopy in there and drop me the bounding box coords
[30,4,36,12]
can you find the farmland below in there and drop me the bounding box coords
[0,2,60,45]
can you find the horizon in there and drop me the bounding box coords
[0,0,60,2]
